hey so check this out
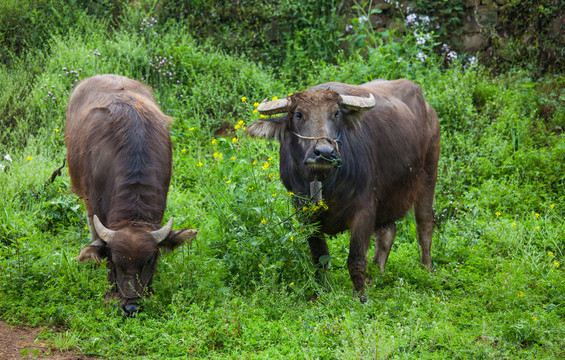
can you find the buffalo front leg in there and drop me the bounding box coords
[307,233,330,297]
[86,214,96,241]
[373,223,396,273]
[308,233,330,270]
[347,210,374,298]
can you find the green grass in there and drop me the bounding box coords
[0,1,564,359]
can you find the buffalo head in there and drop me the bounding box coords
[247,89,375,177]
[77,215,197,316]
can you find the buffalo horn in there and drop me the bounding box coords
[93,215,116,243]
[339,93,376,111]
[151,217,174,243]
[257,97,290,115]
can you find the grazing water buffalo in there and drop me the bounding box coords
[247,79,440,298]
[65,74,197,315]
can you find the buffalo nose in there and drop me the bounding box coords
[124,304,139,316]
[314,145,336,160]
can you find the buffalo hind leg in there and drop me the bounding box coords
[415,187,435,270]
[373,223,396,273]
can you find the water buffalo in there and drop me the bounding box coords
[247,79,440,298]
[65,74,197,315]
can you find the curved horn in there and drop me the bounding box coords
[257,97,290,115]
[151,217,174,243]
[338,93,376,111]
[93,215,116,243]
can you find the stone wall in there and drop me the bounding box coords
[364,0,564,55]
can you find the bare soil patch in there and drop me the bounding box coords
[0,322,98,360]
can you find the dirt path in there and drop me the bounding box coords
[0,322,98,360]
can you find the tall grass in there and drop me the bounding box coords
[0,1,563,359]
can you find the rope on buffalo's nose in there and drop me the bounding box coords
[292,132,343,168]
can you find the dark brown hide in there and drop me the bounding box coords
[248,79,440,297]
[65,74,197,315]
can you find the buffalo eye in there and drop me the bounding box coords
[334,110,340,119]
[294,111,303,121]
[146,255,156,267]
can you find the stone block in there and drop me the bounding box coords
[464,0,480,8]
[462,33,490,52]
[477,5,498,27]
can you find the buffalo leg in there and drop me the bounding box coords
[307,233,329,270]
[373,223,396,272]
[347,210,374,297]
[307,233,330,296]
[415,186,435,270]
[86,214,96,241]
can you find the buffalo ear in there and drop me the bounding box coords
[77,239,107,265]
[158,229,198,252]
[247,116,288,142]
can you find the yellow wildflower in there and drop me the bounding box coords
[263,162,269,170]
[249,186,254,191]
[232,137,237,143]
[550,204,555,209]
[231,156,236,161]
[260,114,268,119]
[272,193,277,197]
[226,180,231,184]
[272,96,278,100]
[532,317,537,322]
[181,148,186,153]
[495,212,501,216]
[548,252,554,257]
[535,213,540,218]
[289,282,294,286]
[55,128,60,133]
[290,236,294,242]
[253,102,259,107]
[189,127,195,131]
[241,96,247,102]
[554,260,560,268]
[197,162,203,167]
[512,222,517,227]
[518,291,524,297]
[26,156,32,161]
[212,139,217,145]
[261,218,266,224]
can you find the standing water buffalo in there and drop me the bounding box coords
[247,79,440,298]
[65,74,197,315]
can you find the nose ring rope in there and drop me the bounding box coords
[292,131,343,167]
[291,132,341,152]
